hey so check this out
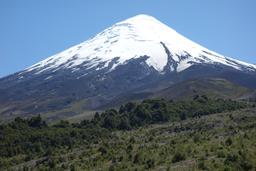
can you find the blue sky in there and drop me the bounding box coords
[0,0,255,78]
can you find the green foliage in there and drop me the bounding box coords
[146,158,155,169]
[89,96,247,130]
[0,116,110,159]
[53,120,70,128]
[225,137,233,146]
[172,151,186,163]
[70,164,76,171]
[99,146,108,155]
[0,96,253,170]
[28,115,47,128]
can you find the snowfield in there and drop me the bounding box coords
[25,14,256,75]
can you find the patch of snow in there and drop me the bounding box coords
[45,76,53,80]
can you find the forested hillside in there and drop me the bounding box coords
[0,96,255,170]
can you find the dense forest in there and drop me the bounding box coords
[0,96,255,170]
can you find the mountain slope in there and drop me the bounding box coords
[100,78,253,109]
[21,14,256,75]
[0,14,255,122]
[153,78,253,100]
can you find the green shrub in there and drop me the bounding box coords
[172,152,186,163]
[225,137,233,146]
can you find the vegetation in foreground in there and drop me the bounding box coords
[0,96,255,170]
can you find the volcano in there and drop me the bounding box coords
[0,14,255,122]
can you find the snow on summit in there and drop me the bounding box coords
[26,14,256,74]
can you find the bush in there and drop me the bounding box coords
[98,146,108,155]
[240,160,253,170]
[133,153,143,164]
[225,153,238,164]
[146,159,155,169]
[198,160,207,170]
[217,150,226,158]
[225,137,233,146]
[172,152,186,163]
[70,164,76,171]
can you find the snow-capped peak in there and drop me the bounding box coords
[25,14,256,74]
